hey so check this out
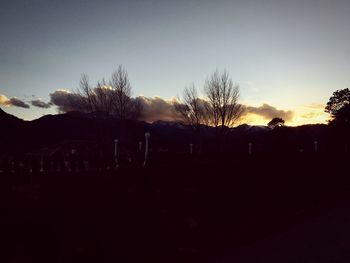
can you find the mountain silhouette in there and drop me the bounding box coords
[0,108,330,156]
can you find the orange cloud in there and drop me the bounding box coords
[0,94,11,106]
[291,102,329,125]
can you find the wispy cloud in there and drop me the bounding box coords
[292,102,329,125]
[303,103,325,109]
[300,112,319,119]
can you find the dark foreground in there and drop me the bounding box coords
[1,153,349,263]
[216,202,350,263]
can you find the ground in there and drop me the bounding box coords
[0,153,349,262]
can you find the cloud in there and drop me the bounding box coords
[136,96,178,122]
[48,89,295,125]
[49,89,85,113]
[243,103,294,121]
[300,112,319,119]
[136,98,295,124]
[303,103,325,109]
[297,102,329,124]
[49,91,180,122]
[31,99,52,109]
[9,98,30,108]
[0,94,30,108]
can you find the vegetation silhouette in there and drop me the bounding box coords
[71,65,143,156]
[325,88,350,121]
[267,117,285,129]
[324,88,350,154]
[173,69,243,154]
[204,70,243,128]
[75,65,142,120]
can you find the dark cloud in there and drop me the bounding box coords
[9,98,30,108]
[137,99,295,124]
[48,90,295,124]
[243,103,294,121]
[0,94,30,108]
[49,91,180,122]
[31,99,52,109]
[10,98,30,108]
[49,90,85,113]
[136,96,178,122]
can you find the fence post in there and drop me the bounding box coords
[114,139,119,169]
[143,132,151,167]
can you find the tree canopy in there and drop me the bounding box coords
[325,88,350,121]
[75,65,142,121]
[174,84,207,128]
[267,117,285,129]
[204,70,243,128]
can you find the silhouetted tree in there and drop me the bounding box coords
[326,89,350,151]
[74,66,142,156]
[76,74,93,112]
[75,65,141,120]
[174,84,208,153]
[110,66,142,121]
[325,88,350,121]
[204,70,243,128]
[333,103,350,124]
[174,84,207,128]
[268,117,285,129]
[328,102,350,149]
[203,70,243,153]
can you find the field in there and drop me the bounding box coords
[1,153,350,262]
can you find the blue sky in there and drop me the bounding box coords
[1,0,350,124]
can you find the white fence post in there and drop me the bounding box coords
[248,143,252,155]
[143,132,151,167]
[314,141,318,153]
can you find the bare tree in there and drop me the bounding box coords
[79,74,93,111]
[128,97,143,121]
[174,84,208,154]
[95,79,114,113]
[174,84,207,128]
[110,65,133,121]
[204,70,243,128]
[70,74,92,112]
[73,66,142,158]
[75,66,141,120]
[75,75,113,113]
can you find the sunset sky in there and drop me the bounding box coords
[1,0,350,125]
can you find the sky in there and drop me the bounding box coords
[1,0,350,125]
